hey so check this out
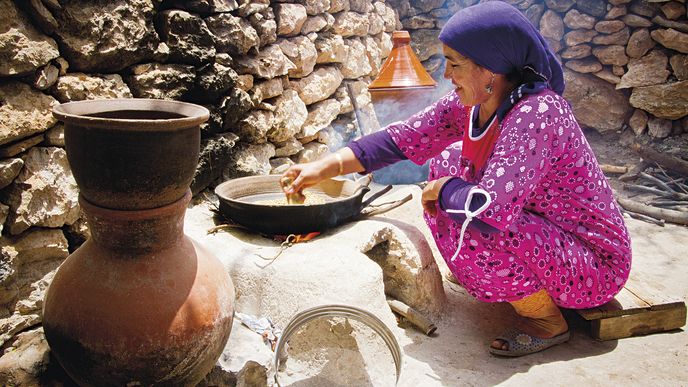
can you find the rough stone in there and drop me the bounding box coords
[274,137,304,157]
[0,328,50,386]
[164,0,238,14]
[0,135,44,159]
[315,33,348,64]
[54,73,132,102]
[50,0,158,72]
[592,27,630,45]
[269,156,295,174]
[375,2,398,33]
[363,36,383,77]
[561,44,593,59]
[235,44,296,79]
[191,133,239,195]
[250,11,278,48]
[545,0,575,12]
[410,29,443,62]
[236,109,274,144]
[290,66,344,106]
[156,10,215,65]
[605,5,628,19]
[563,69,633,133]
[660,1,684,19]
[269,90,308,144]
[524,3,546,28]
[333,11,370,37]
[592,45,629,66]
[0,82,57,146]
[222,142,275,179]
[564,29,598,46]
[564,9,597,29]
[222,88,254,130]
[299,0,331,15]
[251,78,284,105]
[374,31,393,59]
[0,159,23,190]
[301,15,329,35]
[1,147,79,235]
[127,63,196,100]
[236,0,269,17]
[630,0,658,17]
[613,65,626,76]
[350,0,374,13]
[540,10,565,41]
[594,69,622,84]
[626,28,656,58]
[629,109,649,136]
[617,50,670,89]
[652,15,688,34]
[0,0,59,77]
[595,20,626,34]
[648,116,673,138]
[329,0,350,13]
[622,14,653,27]
[294,141,330,163]
[402,15,436,30]
[651,28,688,53]
[43,124,64,147]
[275,3,308,36]
[207,13,260,56]
[670,54,688,80]
[630,81,688,120]
[299,99,342,139]
[190,62,238,104]
[576,0,608,17]
[564,58,604,73]
[278,36,317,78]
[235,74,254,92]
[0,228,68,346]
[340,38,373,79]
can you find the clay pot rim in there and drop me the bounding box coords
[53,98,209,131]
[80,190,192,220]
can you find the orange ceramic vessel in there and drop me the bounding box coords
[368,31,438,126]
[43,191,235,386]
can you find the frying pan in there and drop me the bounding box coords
[214,175,411,235]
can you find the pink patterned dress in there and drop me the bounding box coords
[387,89,632,309]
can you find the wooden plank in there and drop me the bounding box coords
[577,287,650,321]
[624,272,684,311]
[591,304,687,341]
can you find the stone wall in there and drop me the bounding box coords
[0,0,686,354]
[394,0,688,138]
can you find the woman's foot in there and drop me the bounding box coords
[490,289,569,353]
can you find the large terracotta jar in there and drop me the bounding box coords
[44,99,235,386]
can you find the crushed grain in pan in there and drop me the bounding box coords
[254,195,329,206]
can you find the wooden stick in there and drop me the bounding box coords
[619,161,649,182]
[653,164,688,194]
[639,172,677,193]
[624,184,688,201]
[387,299,437,336]
[631,143,688,176]
[600,164,628,174]
[648,200,688,207]
[617,196,688,225]
[624,210,665,226]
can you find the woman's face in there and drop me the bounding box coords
[442,44,492,106]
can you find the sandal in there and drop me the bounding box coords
[488,328,570,357]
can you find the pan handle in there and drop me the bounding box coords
[355,174,373,188]
[360,184,393,209]
[359,193,413,218]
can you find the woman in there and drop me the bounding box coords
[281,1,631,357]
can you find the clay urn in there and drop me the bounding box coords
[44,99,235,386]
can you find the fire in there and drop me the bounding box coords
[274,232,321,243]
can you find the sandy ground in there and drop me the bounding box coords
[371,181,688,387]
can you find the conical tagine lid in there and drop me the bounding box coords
[369,31,437,90]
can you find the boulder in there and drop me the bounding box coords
[54,73,132,102]
[278,36,318,78]
[155,10,215,65]
[236,110,274,144]
[626,28,655,58]
[333,11,370,37]
[0,0,59,76]
[630,81,688,120]
[651,28,688,54]
[617,51,670,89]
[235,44,296,79]
[191,133,239,195]
[290,66,344,106]
[2,147,78,235]
[563,9,596,29]
[0,82,57,146]
[222,142,275,179]
[299,99,342,139]
[275,3,308,37]
[206,13,260,56]
[563,69,633,133]
[340,38,373,79]
[315,33,348,64]
[670,54,688,81]
[270,90,308,143]
[127,63,196,100]
[0,158,23,190]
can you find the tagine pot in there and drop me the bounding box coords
[44,99,235,386]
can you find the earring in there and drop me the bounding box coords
[485,72,495,94]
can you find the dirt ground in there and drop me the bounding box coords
[377,130,688,387]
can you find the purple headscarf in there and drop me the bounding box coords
[438,1,565,95]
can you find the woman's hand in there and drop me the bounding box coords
[281,161,329,195]
[421,176,454,216]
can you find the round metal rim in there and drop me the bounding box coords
[274,304,402,386]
